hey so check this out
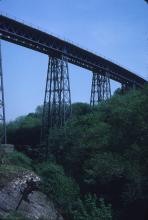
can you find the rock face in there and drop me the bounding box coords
[0,170,63,220]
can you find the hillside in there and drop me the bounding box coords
[0,86,148,220]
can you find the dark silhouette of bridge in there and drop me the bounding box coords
[0,14,147,145]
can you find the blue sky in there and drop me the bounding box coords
[0,0,148,121]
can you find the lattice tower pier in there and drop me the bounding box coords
[90,70,111,106]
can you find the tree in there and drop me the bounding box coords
[72,195,112,220]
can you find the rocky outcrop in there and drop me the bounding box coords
[0,169,63,220]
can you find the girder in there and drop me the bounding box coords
[0,14,147,87]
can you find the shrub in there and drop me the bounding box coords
[3,151,32,169]
[36,161,79,209]
[72,194,112,220]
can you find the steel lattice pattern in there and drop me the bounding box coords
[90,71,111,106]
[41,56,71,144]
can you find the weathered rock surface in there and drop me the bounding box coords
[0,169,63,220]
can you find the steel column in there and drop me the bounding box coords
[0,41,7,144]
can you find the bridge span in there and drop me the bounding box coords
[0,15,146,86]
[0,14,147,145]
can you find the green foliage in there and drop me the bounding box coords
[83,152,125,185]
[47,86,148,219]
[71,103,92,117]
[2,150,32,169]
[72,194,112,220]
[7,110,42,146]
[0,211,32,220]
[4,86,148,220]
[36,161,79,209]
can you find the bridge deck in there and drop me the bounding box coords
[0,15,147,87]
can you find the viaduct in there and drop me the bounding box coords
[0,14,147,145]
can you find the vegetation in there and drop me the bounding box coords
[0,212,32,220]
[71,195,112,220]
[0,149,33,190]
[1,85,148,220]
[36,161,79,210]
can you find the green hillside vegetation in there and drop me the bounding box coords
[2,85,148,220]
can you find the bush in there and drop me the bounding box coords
[3,151,32,169]
[36,161,79,209]
[72,194,112,220]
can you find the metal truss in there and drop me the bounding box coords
[90,70,111,106]
[41,55,71,144]
[121,81,136,93]
[0,41,6,144]
[0,15,146,87]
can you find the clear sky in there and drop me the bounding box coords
[0,0,148,121]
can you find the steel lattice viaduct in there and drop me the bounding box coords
[0,15,147,145]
